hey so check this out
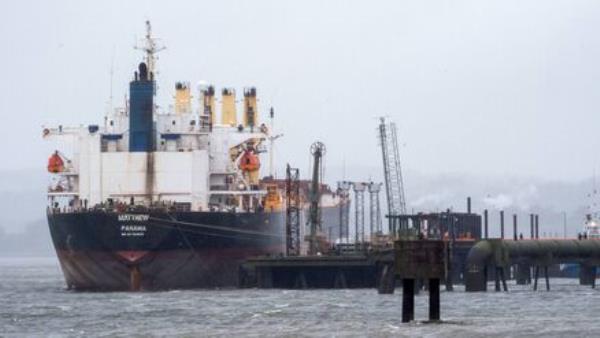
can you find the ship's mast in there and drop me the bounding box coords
[134,20,165,77]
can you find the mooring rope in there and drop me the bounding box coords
[146,216,283,239]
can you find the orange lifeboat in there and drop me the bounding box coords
[47,151,65,173]
[238,150,260,172]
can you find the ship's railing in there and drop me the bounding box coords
[48,171,78,196]
[49,169,78,177]
[47,186,78,194]
[47,199,196,215]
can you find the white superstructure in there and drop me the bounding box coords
[44,22,273,214]
[45,95,272,213]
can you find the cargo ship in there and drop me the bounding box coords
[44,22,346,290]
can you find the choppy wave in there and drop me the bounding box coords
[1,257,599,337]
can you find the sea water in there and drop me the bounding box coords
[1,257,599,337]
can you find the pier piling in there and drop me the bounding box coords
[579,264,596,286]
[429,278,441,321]
[402,279,415,323]
[395,240,445,323]
[515,263,531,285]
[494,267,501,292]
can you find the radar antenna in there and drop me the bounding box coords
[134,20,165,76]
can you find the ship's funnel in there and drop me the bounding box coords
[139,62,148,81]
[129,62,154,152]
[243,87,257,129]
[221,88,237,126]
[199,84,216,126]
[174,82,191,114]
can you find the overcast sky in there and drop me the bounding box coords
[2,0,600,182]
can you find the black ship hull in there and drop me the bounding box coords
[47,206,343,290]
[47,210,286,290]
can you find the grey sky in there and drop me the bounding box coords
[1,0,600,182]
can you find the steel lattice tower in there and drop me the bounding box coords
[337,181,352,242]
[368,182,383,239]
[353,182,367,244]
[285,164,301,256]
[378,117,407,220]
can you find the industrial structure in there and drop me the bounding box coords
[368,182,383,238]
[465,239,600,292]
[307,141,326,255]
[353,182,367,244]
[378,117,407,228]
[285,165,301,256]
[337,181,352,243]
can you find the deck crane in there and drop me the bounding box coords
[307,141,326,255]
[285,164,301,256]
